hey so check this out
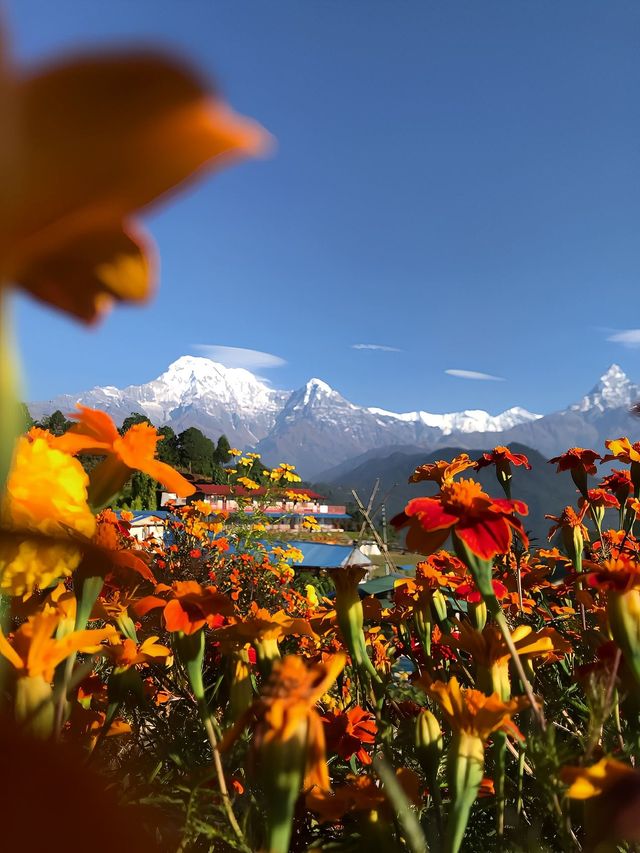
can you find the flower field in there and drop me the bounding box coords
[2,26,640,853]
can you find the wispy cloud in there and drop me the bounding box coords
[607,329,640,348]
[445,369,505,381]
[352,343,402,352]
[193,345,286,370]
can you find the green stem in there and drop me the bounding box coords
[374,753,428,853]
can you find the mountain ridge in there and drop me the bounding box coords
[30,359,640,477]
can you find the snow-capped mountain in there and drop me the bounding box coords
[367,405,541,434]
[570,364,640,416]
[30,356,289,447]
[30,360,640,478]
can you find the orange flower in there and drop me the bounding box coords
[549,448,601,476]
[103,636,171,670]
[600,469,633,502]
[424,676,527,741]
[134,580,232,634]
[0,609,115,683]
[409,454,475,486]
[306,769,420,823]
[561,758,637,799]
[583,555,640,592]
[1,34,268,323]
[475,446,531,472]
[321,706,377,765]
[442,621,570,698]
[391,479,528,560]
[604,438,640,465]
[50,407,194,504]
[579,488,619,511]
[223,653,345,788]
[546,505,589,545]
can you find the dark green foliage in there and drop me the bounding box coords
[114,471,158,511]
[176,427,216,477]
[158,425,179,466]
[213,434,232,466]
[34,409,72,435]
[119,412,151,434]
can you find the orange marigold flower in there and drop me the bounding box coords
[424,676,528,741]
[321,706,377,765]
[103,636,171,670]
[583,556,640,592]
[1,34,268,323]
[475,445,531,472]
[134,580,232,634]
[579,488,619,510]
[222,653,346,791]
[409,453,475,486]
[306,769,420,823]
[604,438,640,465]
[51,407,195,505]
[0,435,96,595]
[546,505,589,543]
[561,758,637,799]
[0,610,115,683]
[549,448,602,476]
[391,479,528,560]
[600,469,633,502]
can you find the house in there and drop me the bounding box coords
[123,510,170,543]
[159,483,351,532]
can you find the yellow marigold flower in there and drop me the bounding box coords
[192,500,213,516]
[237,476,260,490]
[303,516,320,531]
[0,437,96,595]
[305,584,320,608]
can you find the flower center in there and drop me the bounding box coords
[440,478,488,512]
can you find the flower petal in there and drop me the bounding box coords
[11,223,156,323]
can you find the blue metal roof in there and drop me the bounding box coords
[290,541,370,569]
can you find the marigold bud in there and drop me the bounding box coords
[445,731,485,853]
[415,709,443,781]
[15,675,55,739]
[608,589,640,688]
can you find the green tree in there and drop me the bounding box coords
[176,427,216,477]
[157,425,179,466]
[114,471,158,511]
[119,412,150,434]
[213,434,232,466]
[35,409,72,436]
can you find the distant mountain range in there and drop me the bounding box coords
[30,358,640,479]
[317,443,578,543]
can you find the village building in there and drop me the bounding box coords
[159,483,351,532]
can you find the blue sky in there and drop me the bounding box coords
[9,0,640,415]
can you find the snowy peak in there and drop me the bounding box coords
[571,364,639,414]
[282,378,353,420]
[155,356,280,410]
[30,360,640,478]
[367,404,541,434]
